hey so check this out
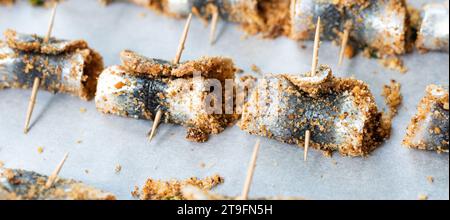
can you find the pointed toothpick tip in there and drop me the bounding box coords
[44,3,58,43]
[311,17,321,77]
[148,109,163,142]
[304,130,311,161]
[240,139,261,200]
[45,152,69,189]
[173,13,193,65]
[338,23,351,66]
[24,77,41,134]
[209,6,219,45]
[24,2,58,133]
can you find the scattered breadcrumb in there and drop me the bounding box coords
[379,56,408,73]
[140,175,224,200]
[138,12,147,18]
[131,186,140,199]
[79,108,87,113]
[84,169,89,174]
[0,161,4,168]
[382,79,403,117]
[37,146,44,154]
[418,194,428,200]
[199,162,206,168]
[251,64,262,75]
[322,150,332,158]
[427,176,434,184]
[76,140,82,144]
[115,164,122,174]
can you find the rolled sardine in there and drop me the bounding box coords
[291,0,408,56]
[0,168,115,200]
[239,65,385,157]
[95,50,238,142]
[403,85,449,153]
[416,1,449,52]
[0,29,103,100]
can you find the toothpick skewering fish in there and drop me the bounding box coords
[24,3,57,134]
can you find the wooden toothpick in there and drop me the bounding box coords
[24,3,58,134]
[304,130,311,161]
[173,13,193,65]
[44,3,58,43]
[240,139,261,200]
[148,107,163,141]
[45,152,69,189]
[209,5,219,45]
[290,0,298,24]
[338,22,351,66]
[149,14,193,141]
[310,17,321,77]
[303,17,321,160]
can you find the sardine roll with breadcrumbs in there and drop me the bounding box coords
[238,65,385,157]
[95,50,238,142]
[0,29,103,100]
[291,0,408,56]
[403,85,449,153]
[0,168,116,200]
[416,1,449,52]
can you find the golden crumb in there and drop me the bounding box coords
[427,176,434,184]
[138,12,147,18]
[140,175,224,200]
[382,79,403,117]
[37,146,44,154]
[131,186,140,199]
[115,164,122,174]
[418,194,428,200]
[379,56,408,73]
[0,161,4,168]
[79,108,87,113]
[76,140,82,144]
[251,64,262,75]
[199,162,206,168]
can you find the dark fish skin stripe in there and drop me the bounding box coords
[425,103,449,150]
[1,50,66,92]
[240,75,362,150]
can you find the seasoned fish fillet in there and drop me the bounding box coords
[0,29,103,100]
[403,85,449,152]
[0,168,115,200]
[416,1,449,52]
[291,0,407,56]
[239,65,385,157]
[95,50,238,142]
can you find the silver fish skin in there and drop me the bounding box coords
[239,65,383,156]
[291,0,407,55]
[291,0,345,40]
[96,65,224,124]
[165,0,208,16]
[0,30,103,100]
[350,0,407,55]
[95,50,237,142]
[416,1,449,52]
[0,168,115,200]
[404,85,449,152]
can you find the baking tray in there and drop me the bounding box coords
[0,0,448,200]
